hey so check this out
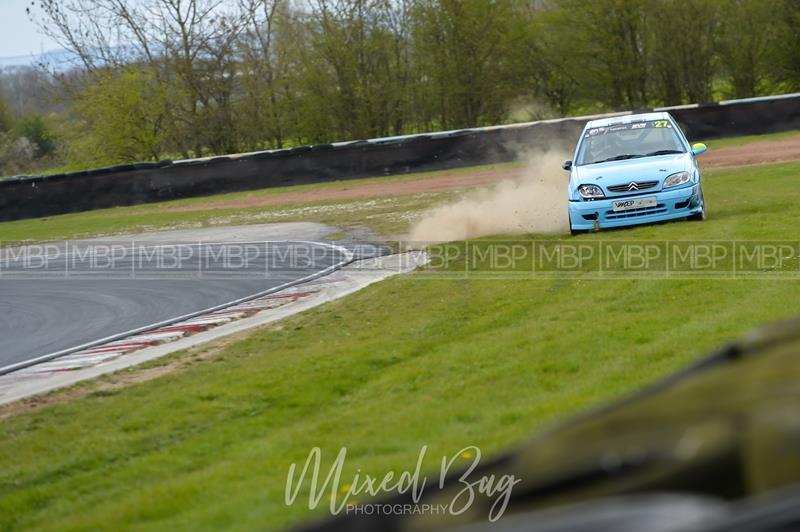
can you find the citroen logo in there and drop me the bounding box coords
[627,182,639,191]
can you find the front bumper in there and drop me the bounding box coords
[568,184,702,231]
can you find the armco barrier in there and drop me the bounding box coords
[1,92,799,223]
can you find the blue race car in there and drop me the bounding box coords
[563,112,707,234]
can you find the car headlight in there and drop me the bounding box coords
[663,171,691,188]
[578,184,605,199]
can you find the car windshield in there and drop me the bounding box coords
[576,120,686,165]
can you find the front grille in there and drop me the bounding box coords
[605,204,667,220]
[606,180,659,193]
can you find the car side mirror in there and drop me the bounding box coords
[562,160,572,171]
[691,143,707,156]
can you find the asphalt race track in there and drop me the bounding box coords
[0,237,353,371]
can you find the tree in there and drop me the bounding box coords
[294,0,411,140]
[770,0,800,91]
[525,5,583,115]
[236,0,299,150]
[35,0,245,157]
[717,0,778,98]
[558,0,653,109]
[21,0,795,174]
[649,0,719,105]
[0,92,12,133]
[14,114,56,157]
[411,0,517,129]
[69,69,169,165]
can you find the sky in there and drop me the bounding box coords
[0,0,60,58]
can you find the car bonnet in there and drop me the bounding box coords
[573,153,692,188]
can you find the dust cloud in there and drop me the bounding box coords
[406,150,571,244]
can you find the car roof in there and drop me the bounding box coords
[586,111,671,129]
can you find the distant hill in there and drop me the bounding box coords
[0,48,79,71]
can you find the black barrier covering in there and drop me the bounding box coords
[2,93,800,223]
[668,94,800,139]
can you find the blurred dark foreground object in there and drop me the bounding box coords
[299,317,800,532]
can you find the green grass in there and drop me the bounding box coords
[2,161,800,530]
[698,128,800,149]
